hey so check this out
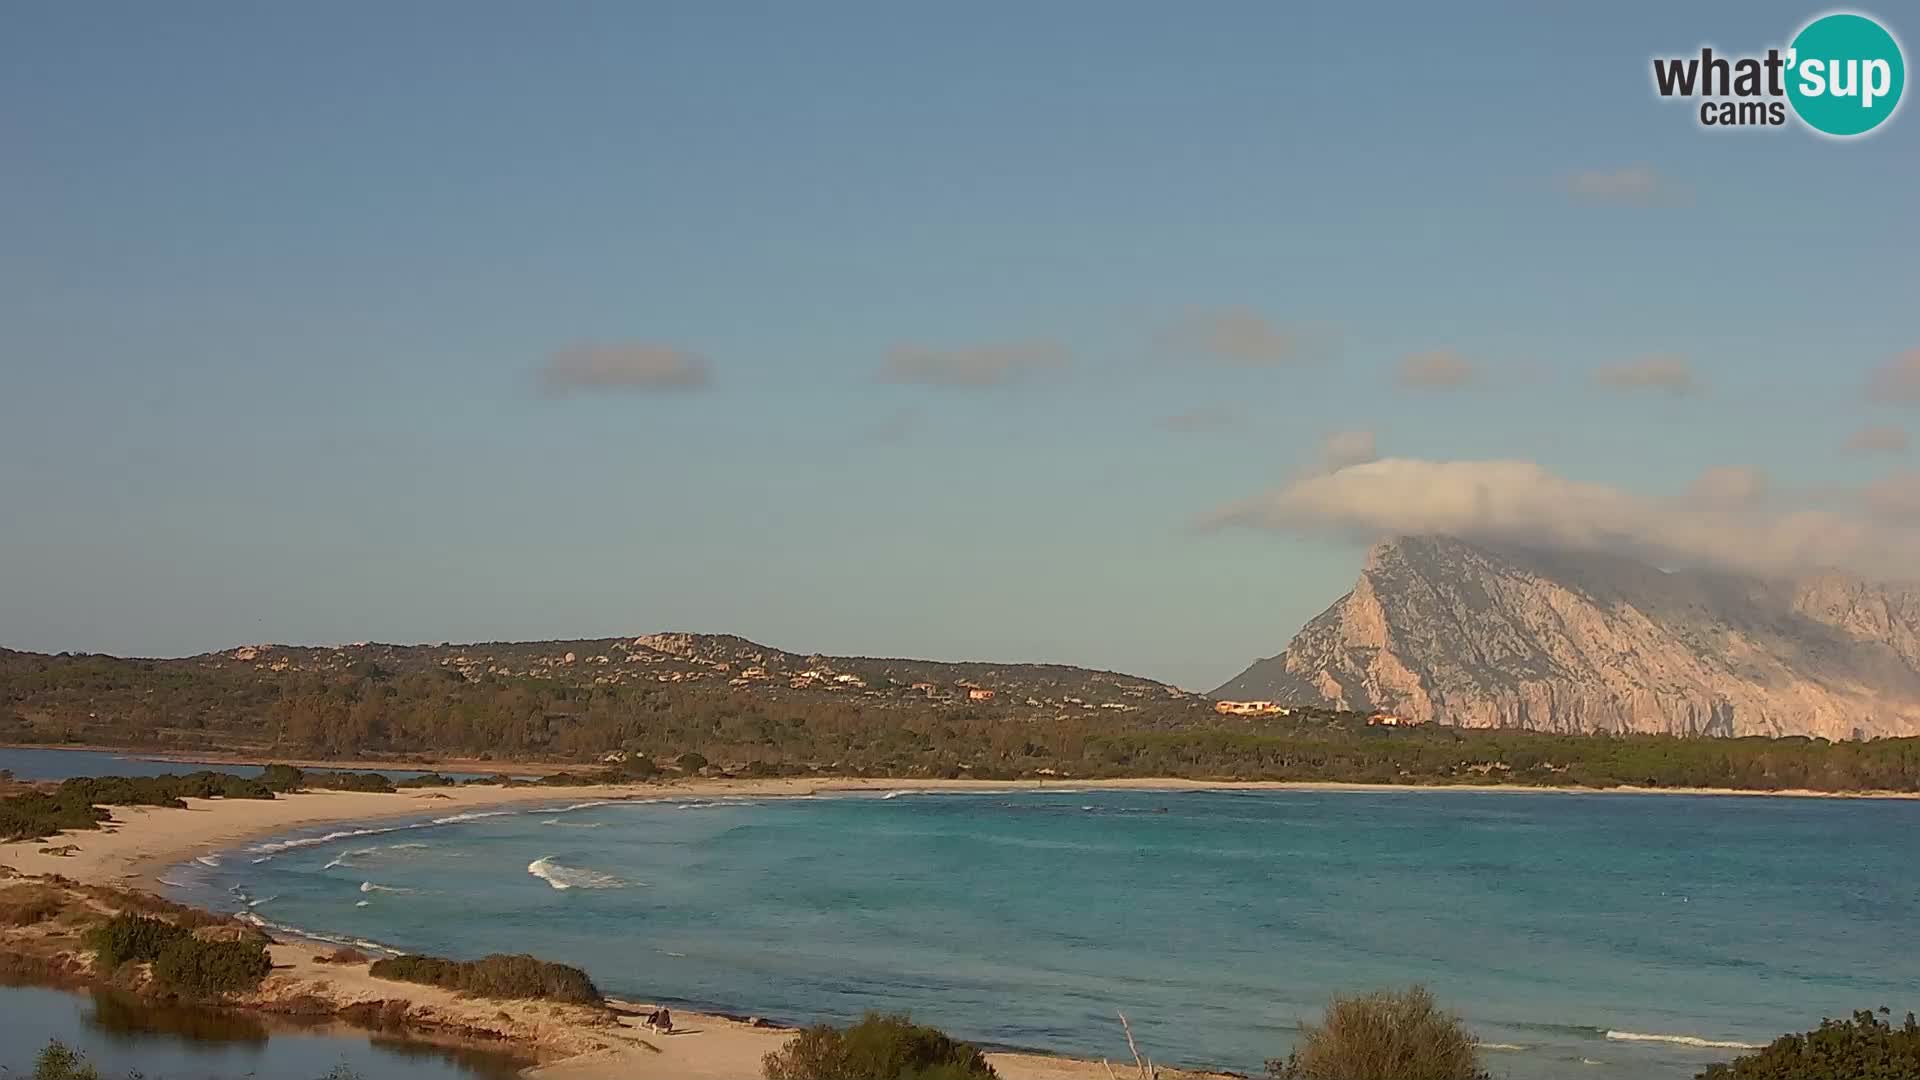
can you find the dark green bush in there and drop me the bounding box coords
[395,772,457,788]
[304,771,395,793]
[86,913,189,970]
[369,952,601,1004]
[152,936,273,996]
[1267,986,1488,1080]
[763,1012,998,1080]
[2,772,278,842]
[31,1040,101,1080]
[1698,1009,1920,1079]
[260,763,306,791]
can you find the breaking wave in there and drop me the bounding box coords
[193,854,222,868]
[430,809,517,825]
[359,881,412,894]
[527,856,628,890]
[1605,1031,1762,1050]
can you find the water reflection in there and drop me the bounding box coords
[0,984,528,1079]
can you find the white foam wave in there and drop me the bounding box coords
[1605,1031,1761,1050]
[193,854,222,868]
[1480,1042,1526,1051]
[880,790,912,800]
[247,895,278,908]
[358,881,412,894]
[156,877,188,889]
[431,809,517,825]
[249,825,404,856]
[548,801,612,814]
[541,818,604,828]
[527,856,627,890]
[355,900,370,907]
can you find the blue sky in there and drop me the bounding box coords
[3,1,1916,689]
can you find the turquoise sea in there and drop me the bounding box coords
[160,788,1919,1080]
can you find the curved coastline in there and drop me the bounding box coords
[3,780,1247,1080]
[5,774,1902,1079]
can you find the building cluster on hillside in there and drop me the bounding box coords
[210,635,1193,716]
[1213,700,1292,717]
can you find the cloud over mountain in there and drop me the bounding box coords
[1206,456,1918,581]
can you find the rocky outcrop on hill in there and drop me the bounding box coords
[1215,536,1920,738]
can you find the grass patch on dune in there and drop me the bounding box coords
[368,952,602,1004]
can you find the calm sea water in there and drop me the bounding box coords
[0,982,524,1079]
[161,788,1920,1080]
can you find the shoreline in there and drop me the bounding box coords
[0,772,1901,1078]
[0,778,1247,1080]
[9,774,1919,890]
[5,742,1916,808]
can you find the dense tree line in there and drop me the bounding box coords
[6,655,1920,793]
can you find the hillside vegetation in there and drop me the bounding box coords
[4,639,1919,793]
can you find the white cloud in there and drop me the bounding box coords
[879,340,1070,387]
[1593,355,1700,396]
[1396,350,1483,390]
[1868,348,1920,404]
[1206,457,1918,580]
[1319,429,1378,472]
[1844,425,1909,454]
[1863,470,1920,523]
[1160,308,1328,366]
[1560,165,1686,206]
[1687,465,1768,507]
[542,343,710,393]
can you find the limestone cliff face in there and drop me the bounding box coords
[1215,536,1920,738]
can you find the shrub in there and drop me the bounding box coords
[0,883,68,926]
[1698,1009,1920,1079]
[369,952,601,1004]
[260,764,306,791]
[306,771,396,793]
[152,936,273,995]
[3,771,278,842]
[763,1012,998,1080]
[395,772,457,788]
[1267,987,1488,1080]
[86,913,189,970]
[32,1041,101,1080]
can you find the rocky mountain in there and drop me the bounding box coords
[1215,536,1920,738]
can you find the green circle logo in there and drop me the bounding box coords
[1787,12,1905,136]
